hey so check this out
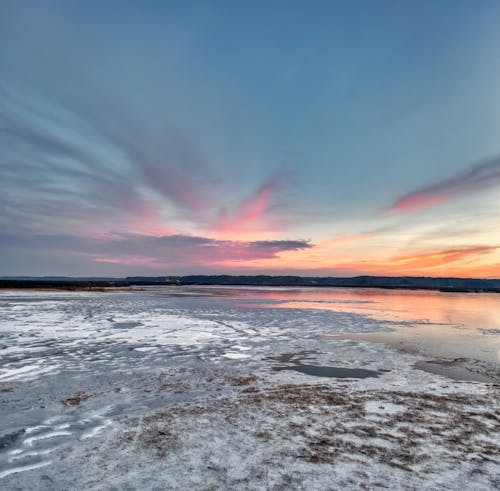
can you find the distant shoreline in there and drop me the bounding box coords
[1,275,500,293]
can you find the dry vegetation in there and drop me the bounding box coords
[111,381,500,489]
[61,392,92,406]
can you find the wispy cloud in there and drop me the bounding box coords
[106,129,212,213]
[387,157,500,213]
[392,245,498,268]
[301,245,500,278]
[0,85,213,237]
[321,232,374,247]
[214,176,290,239]
[0,231,312,272]
[92,236,313,266]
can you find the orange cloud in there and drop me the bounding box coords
[213,232,373,271]
[321,232,374,247]
[213,241,500,279]
[392,246,498,268]
[330,246,500,278]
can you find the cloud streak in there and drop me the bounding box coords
[0,85,215,237]
[392,245,498,268]
[387,157,500,213]
[0,231,312,272]
[214,176,290,239]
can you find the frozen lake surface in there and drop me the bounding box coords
[0,286,499,489]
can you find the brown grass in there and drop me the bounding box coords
[61,392,92,406]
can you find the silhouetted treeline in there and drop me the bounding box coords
[166,275,500,292]
[2,275,499,292]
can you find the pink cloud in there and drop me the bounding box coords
[63,234,312,270]
[387,157,500,213]
[390,192,449,212]
[214,177,288,238]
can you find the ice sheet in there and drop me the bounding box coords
[0,286,498,489]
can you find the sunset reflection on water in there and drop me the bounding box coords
[230,287,500,363]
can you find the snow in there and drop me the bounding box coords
[364,400,407,415]
[0,286,498,489]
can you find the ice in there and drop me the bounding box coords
[24,431,73,447]
[364,401,407,415]
[0,461,52,480]
[223,352,251,359]
[0,286,498,489]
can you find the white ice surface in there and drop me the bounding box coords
[1,287,498,490]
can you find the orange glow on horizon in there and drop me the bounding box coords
[209,239,500,278]
[321,232,374,247]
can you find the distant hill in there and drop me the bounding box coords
[166,275,500,292]
[1,275,499,292]
[0,276,120,281]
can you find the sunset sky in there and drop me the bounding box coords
[1,0,500,277]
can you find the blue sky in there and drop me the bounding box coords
[1,0,500,276]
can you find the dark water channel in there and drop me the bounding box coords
[273,364,379,379]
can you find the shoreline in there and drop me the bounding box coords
[1,280,500,294]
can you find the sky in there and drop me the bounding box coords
[1,0,500,278]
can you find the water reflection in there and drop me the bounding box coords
[231,287,499,329]
[227,287,500,363]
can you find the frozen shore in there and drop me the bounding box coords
[0,287,498,489]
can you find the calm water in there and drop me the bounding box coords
[192,285,500,363]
